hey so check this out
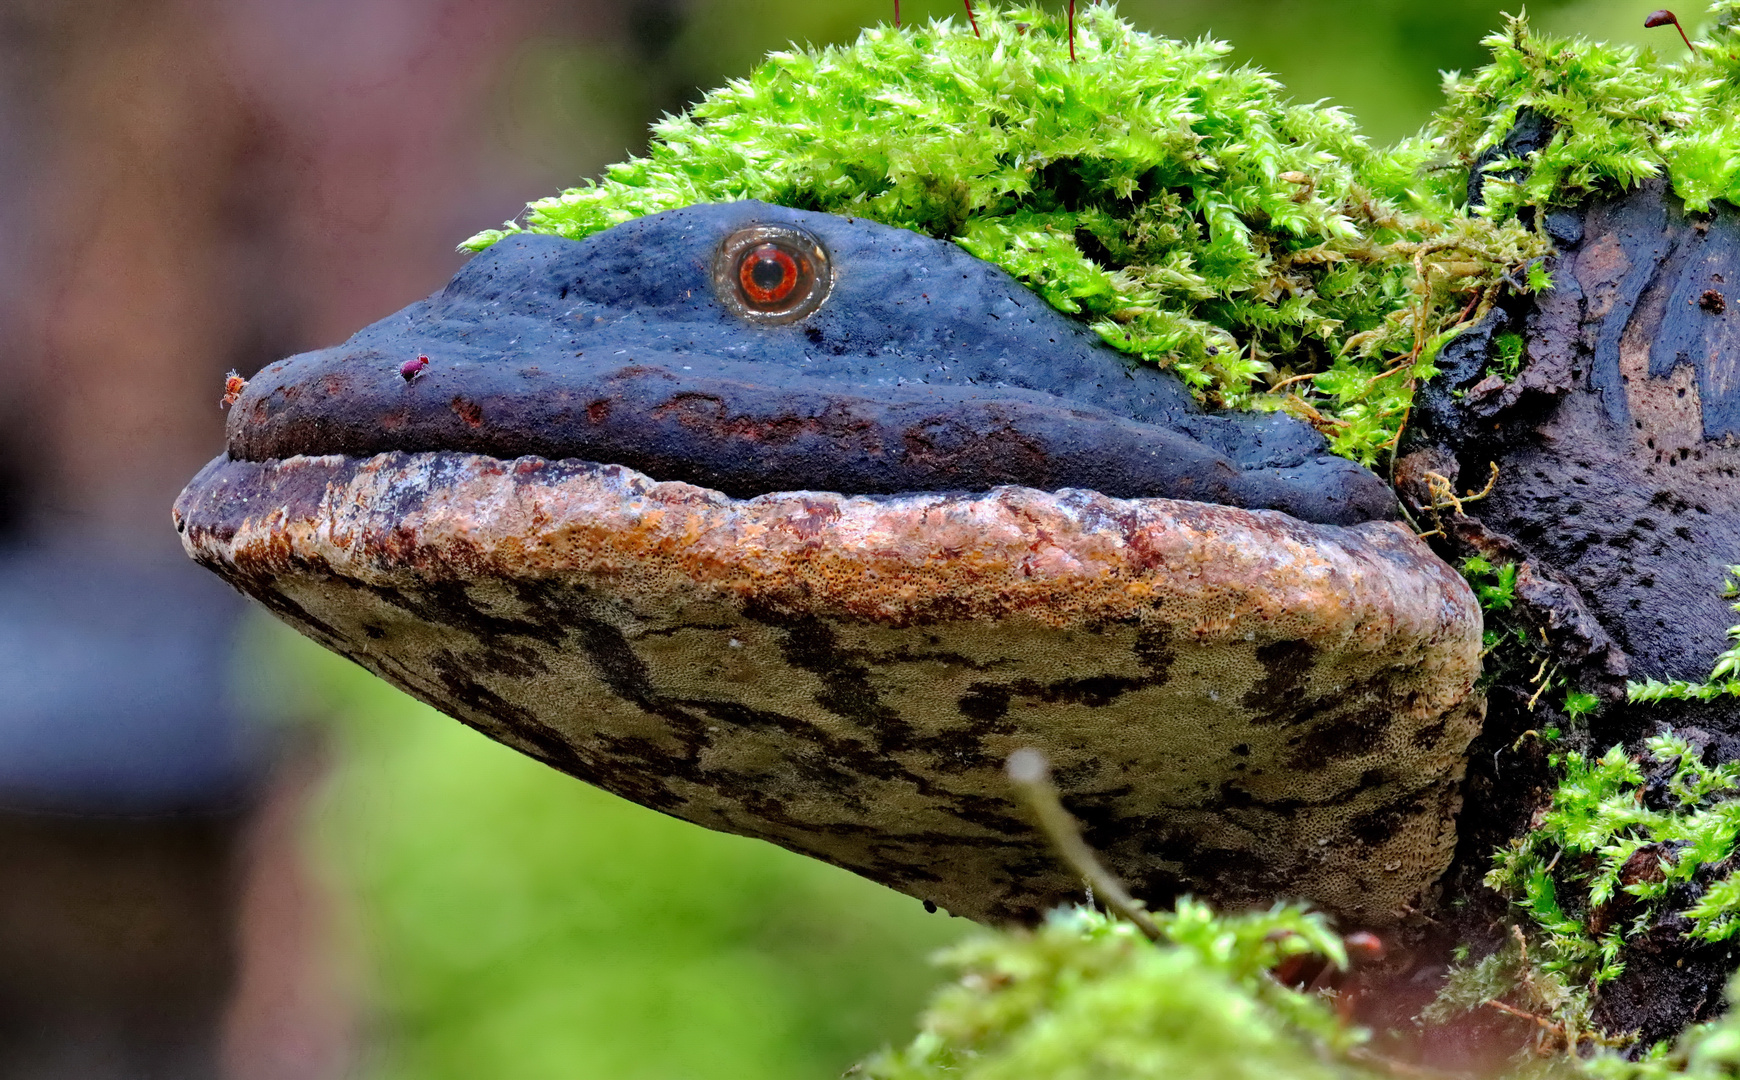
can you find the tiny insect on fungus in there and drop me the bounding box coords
[220,370,247,409]
[400,354,430,381]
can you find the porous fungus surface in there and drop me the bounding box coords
[174,450,1483,923]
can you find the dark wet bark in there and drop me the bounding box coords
[1393,179,1740,1047]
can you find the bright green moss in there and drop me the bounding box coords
[856,902,1376,1080]
[467,2,1551,464]
[1463,555,1520,613]
[1486,733,1740,988]
[1434,5,1740,221]
[1423,732,1740,1065]
[468,3,1740,468]
[1491,331,1527,380]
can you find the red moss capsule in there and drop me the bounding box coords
[401,354,429,381]
[1645,9,1698,54]
[220,370,247,408]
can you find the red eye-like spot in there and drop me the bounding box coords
[713,224,832,324]
[739,243,800,305]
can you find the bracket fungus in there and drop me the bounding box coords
[176,202,1484,924]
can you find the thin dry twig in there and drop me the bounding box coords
[1482,997,1562,1031]
[1267,370,1320,393]
[1421,461,1500,516]
[1526,661,1558,712]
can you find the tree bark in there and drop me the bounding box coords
[1393,178,1740,1047]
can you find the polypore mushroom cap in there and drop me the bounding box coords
[175,450,1482,923]
[222,203,1399,527]
[180,202,1481,923]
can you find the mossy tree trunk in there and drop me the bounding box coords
[1386,179,1740,1050]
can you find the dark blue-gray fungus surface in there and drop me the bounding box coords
[230,201,1396,526]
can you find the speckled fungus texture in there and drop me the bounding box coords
[176,450,1483,923]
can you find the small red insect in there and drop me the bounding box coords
[220,369,247,408]
[1645,9,1699,55]
[400,354,429,381]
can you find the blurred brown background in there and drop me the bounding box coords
[0,1,1663,1077]
[0,5,693,1075]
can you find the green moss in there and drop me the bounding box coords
[1432,5,1740,222]
[1491,331,1527,381]
[468,2,1551,464]
[1486,733,1740,989]
[1424,732,1740,1064]
[1422,929,1601,1054]
[466,2,1740,470]
[1459,554,1579,715]
[1563,690,1600,720]
[856,902,1377,1080]
[1464,555,1520,612]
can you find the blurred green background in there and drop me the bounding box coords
[281,626,962,1080]
[285,3,1670,1077]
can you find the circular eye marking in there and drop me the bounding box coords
[740,243,799,305]
[713,224,831,324]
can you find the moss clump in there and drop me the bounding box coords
[1486,733,1740,989]
[1434,5,1740,222]
[467,3,1740,468]
[1422,928,1607,1056]
[856,902,1376,1080]
[468,2,1549,464]
[1460,554,1585,716]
